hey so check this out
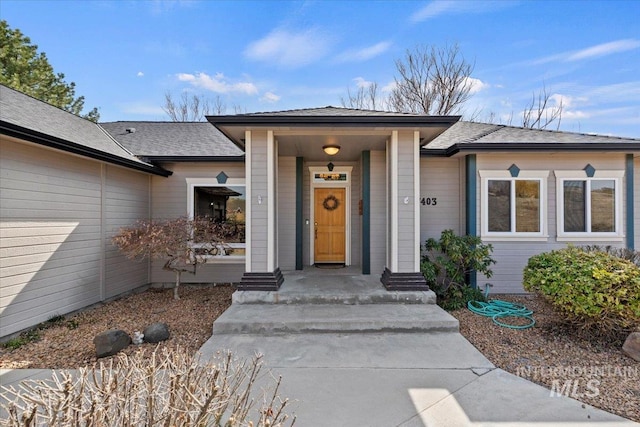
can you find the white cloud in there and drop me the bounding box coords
[176,72,258,95]
[567,39,640,61]
[381,80,396,93]
[464,77,489,94]
[335,41,392,62]
[410,0,515,22]
[531,39,640,65]
[244,27,333,68]
[260,92,281,103]
[137,71,144,77]
[353,77,374,88]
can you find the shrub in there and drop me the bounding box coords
[0,348,295,426]
[523,246,640,336]
[421,229,495,310]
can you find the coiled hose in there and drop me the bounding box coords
[467,285,536,329]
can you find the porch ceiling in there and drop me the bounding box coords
[276,131,387,161]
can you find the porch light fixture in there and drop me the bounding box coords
[327,162,335,171]
[323,144,340,156]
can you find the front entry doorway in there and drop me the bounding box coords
[314,187,346,263]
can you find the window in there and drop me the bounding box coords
[186,178,246,260]
[479,170,549,240]
[555,170,623,240]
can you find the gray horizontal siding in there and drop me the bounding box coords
[370,151,387,275]
[278,157,296,270]
[104,166,150,298]
[1,138,102,337]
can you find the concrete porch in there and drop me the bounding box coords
[232,265,437,305]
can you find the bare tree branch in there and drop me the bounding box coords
[162,92,216,121]
[340,82,385,110]
[521,84,563,130]
[388,43,475,115]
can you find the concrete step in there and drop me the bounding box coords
[212,304,458,335]
[232,289,437,305]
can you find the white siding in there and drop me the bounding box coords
[0,137,153,338]
[370,151,387,275]
[475,153,627,293]
[396,131,418,272]
[104,166,150,298]
[277,157,296,270]
[420,157,463,242]
[150,162,245,285]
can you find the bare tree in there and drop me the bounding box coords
[112,217,238,299]
[388,43,475,115]
[340,82,385,110]
[521,85,563,130]
[162,92,228,121]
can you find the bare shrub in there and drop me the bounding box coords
[1,348,295,426]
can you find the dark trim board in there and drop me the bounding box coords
[1,122,172,177]
[626,154,635,249]
[362,151,371,275]
[296,157,304,270]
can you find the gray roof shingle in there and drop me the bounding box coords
[425,121,640,153]
[100,121,244,158]
[237,106,424,117]
[0,85,163,172]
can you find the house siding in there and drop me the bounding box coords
[370,150,387,275]
[149,162,245,285]
[104,166,150,298]
[420,157,463,242]
[278,156,296,270]
[475,153,626,293]
[0,137,152,338]
[396,131,418,272]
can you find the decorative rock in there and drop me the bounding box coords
[94,329,131,358]
[143,322,170,343]
[132,331,145,345]
[622,332,640,362]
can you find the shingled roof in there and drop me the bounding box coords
[424,121,640,156]
[0,85,169,176]
[101,121,244,160]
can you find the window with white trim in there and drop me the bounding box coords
[186,178,246,260]
[555,170,623,240]
[479,170,549,240]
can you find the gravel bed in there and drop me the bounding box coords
[0,285,234,369]
[1,287,637,422]
[450,294,639,422]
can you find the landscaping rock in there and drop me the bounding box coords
[143,322,170,343]
[93,329,131,358]
[622,332,640,362]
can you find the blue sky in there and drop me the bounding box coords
[2,0,639,137]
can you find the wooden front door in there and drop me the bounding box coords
[314,188,346,263]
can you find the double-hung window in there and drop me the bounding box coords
[554,170,623,240]
[186,178,246,261]
[479,170,549,240]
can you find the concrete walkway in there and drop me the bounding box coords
[1,269,638,426]
[199,268,638,426]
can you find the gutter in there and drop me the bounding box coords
[1,121,172,177]
[422,142,640,157]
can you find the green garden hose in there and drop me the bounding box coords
[467,286,536,329]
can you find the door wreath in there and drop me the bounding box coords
[322,194,340,211]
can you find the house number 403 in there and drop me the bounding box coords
[420,197,437,206]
